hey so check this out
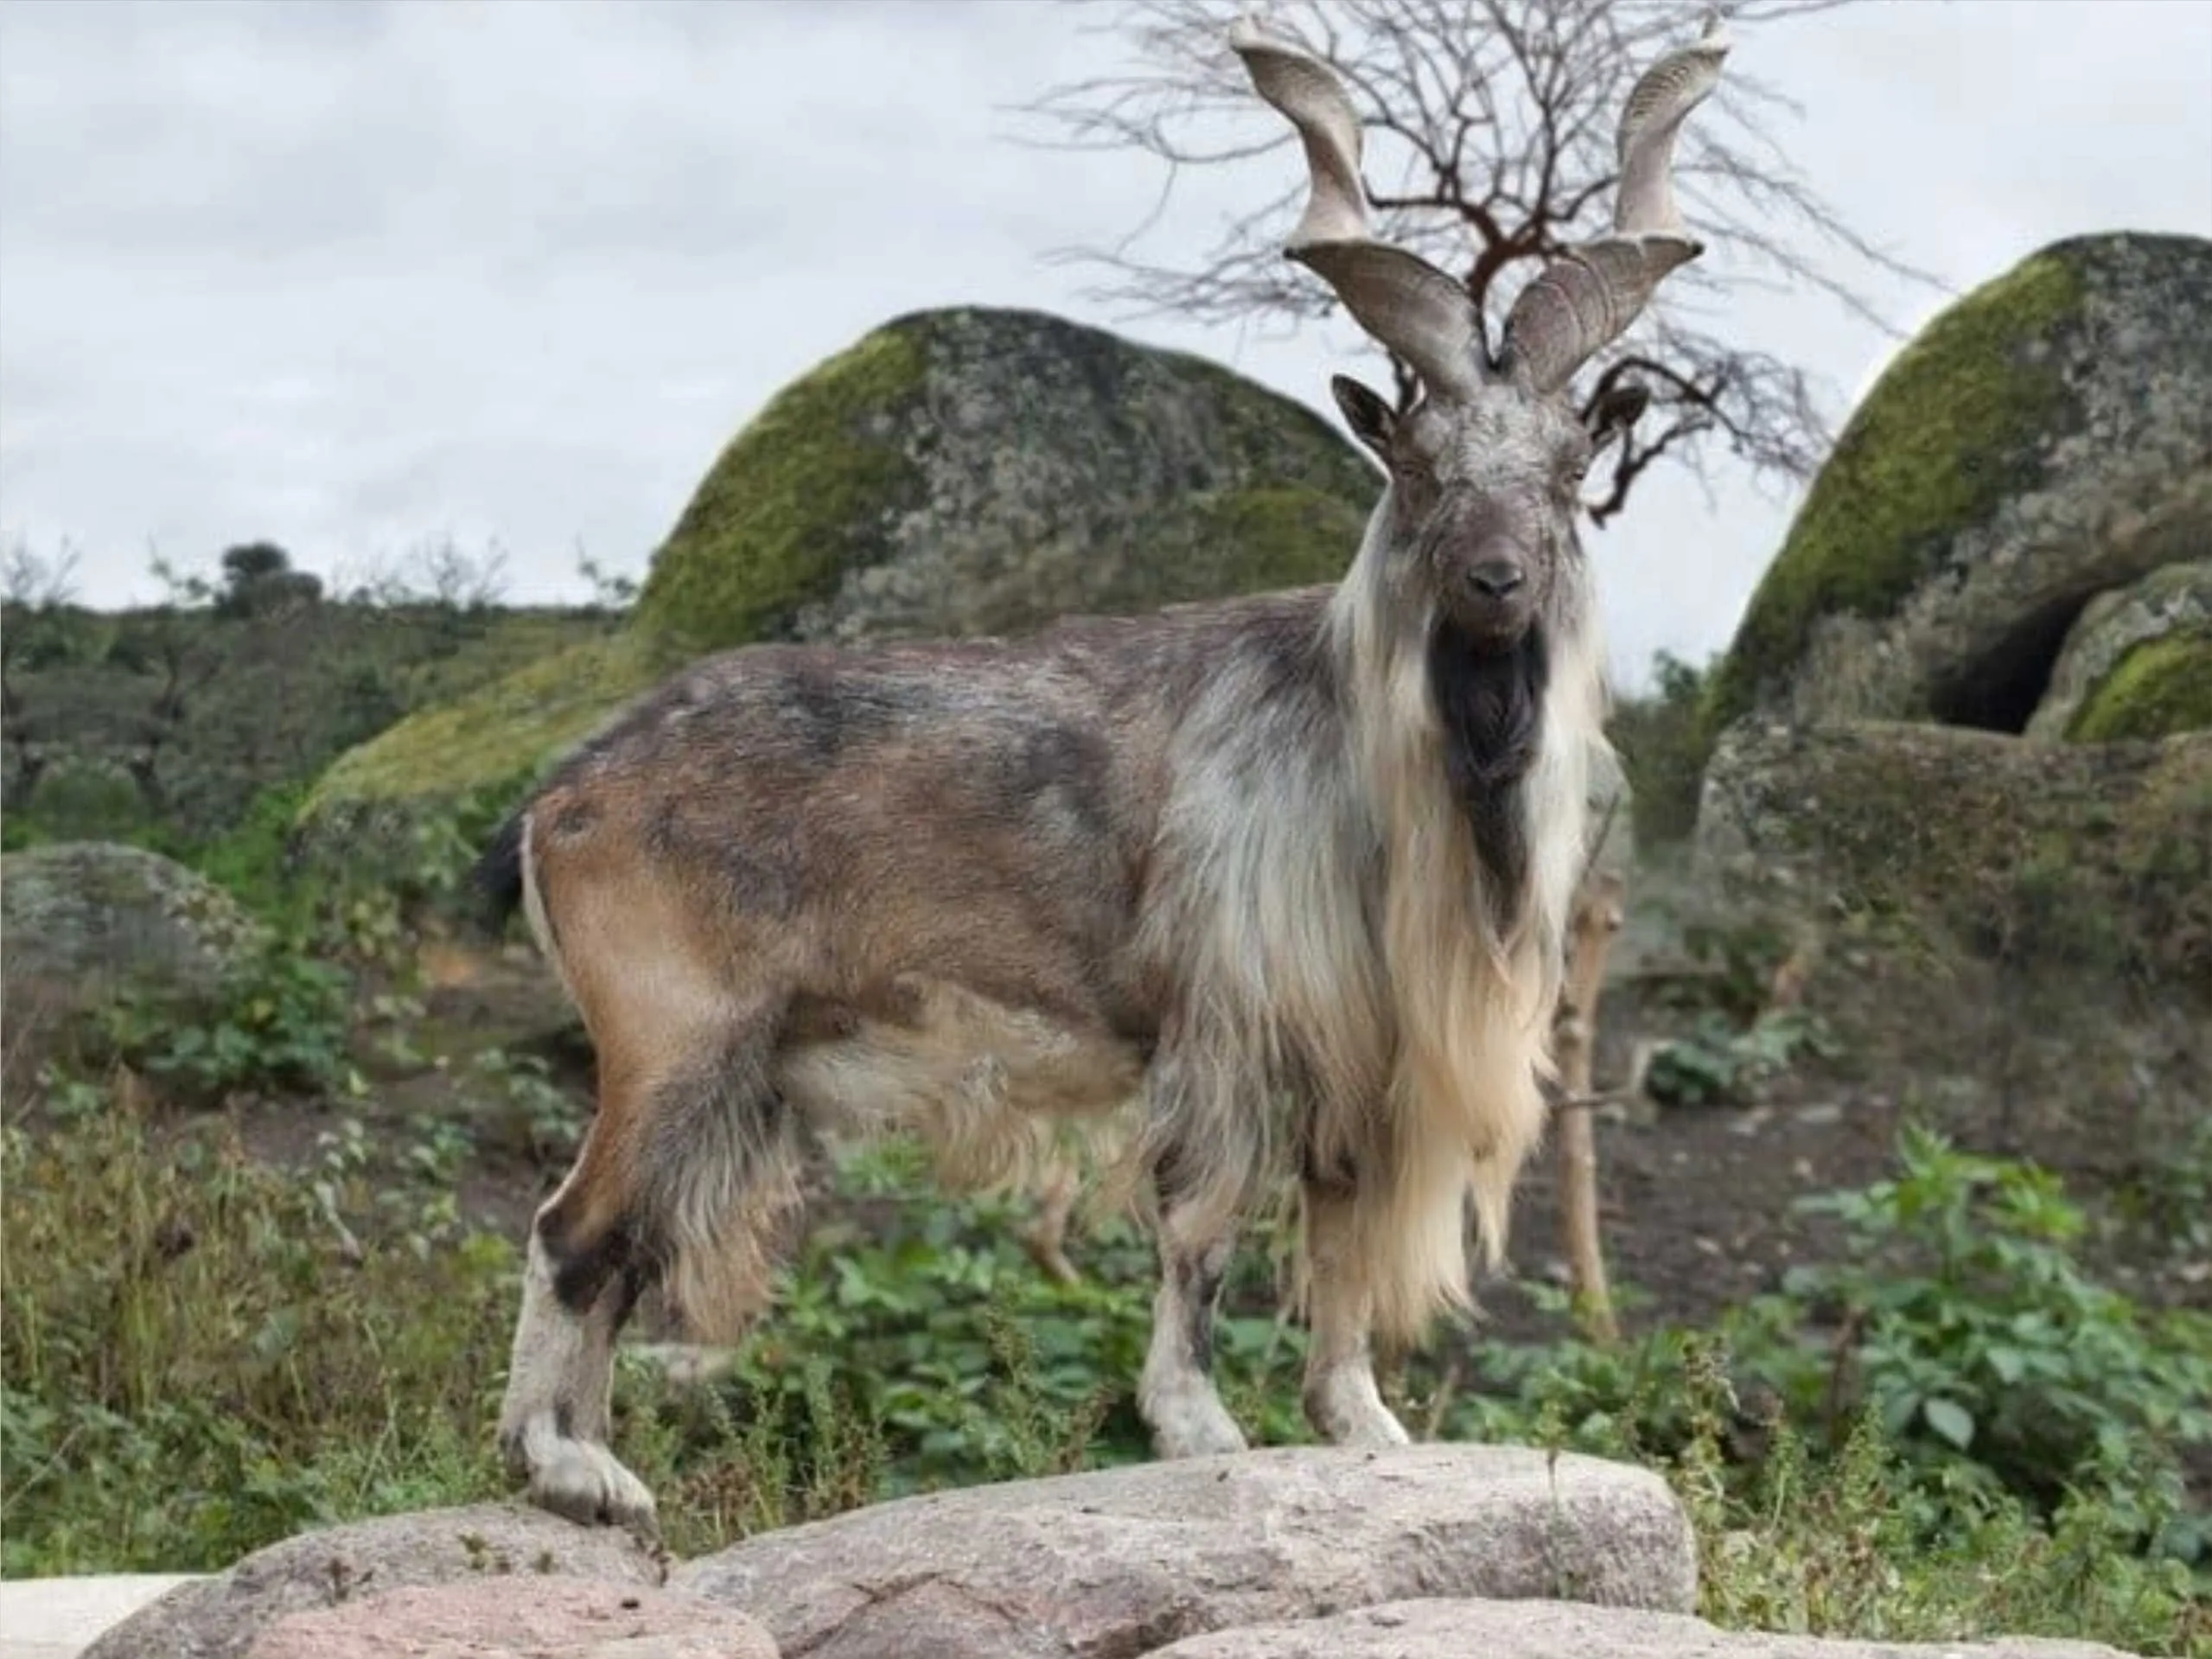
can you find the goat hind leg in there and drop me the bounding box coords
[1018,1149,1083,1287]
[1139,1209,1245,1458]
[498,1127,660,1537]
[500,1013,797,1537]
[1135,1102,1247,1458]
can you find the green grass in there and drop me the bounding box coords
[0,1098,515,1572]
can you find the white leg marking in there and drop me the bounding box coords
[1301,1188,1412,1449]
[496,1232,660,1537]
[1138,1238,1247,1458]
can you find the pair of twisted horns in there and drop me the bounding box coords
[1228,9,1730,399]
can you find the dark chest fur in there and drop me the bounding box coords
[1426,620,1549,928]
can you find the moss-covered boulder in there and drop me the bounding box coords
[1693,720,2212,986]
[1,841,268,1024]
[303,306,1380,838]
[1705,233,2212,739]
[2026,558,2212,741]
[299,631,683,837]
[635,305,1380,652]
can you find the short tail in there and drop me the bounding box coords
[472,808,528,935]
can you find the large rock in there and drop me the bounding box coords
[245,1578,776,1659]
[2027,558,2212,741]
[634,305,1380,653]
[301,305,1380,839]
[673,1445,1697,1659]
[1148,1598,2138,1658]
[81,1503,667,1659]
[1705,233,2212,739]
[1693,720,2212,986]
[0,841,266,1024]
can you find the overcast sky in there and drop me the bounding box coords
[3,0,2208,687]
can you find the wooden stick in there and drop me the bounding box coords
[1553,859,1628,1346]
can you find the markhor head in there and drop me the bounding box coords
[1230,10,1731,646]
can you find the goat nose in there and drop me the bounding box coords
[1469,558,1525,597]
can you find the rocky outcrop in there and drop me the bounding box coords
[2027,558,2212,741]
[634,306,1378,654]
[81,1503,667,1659]
[244,1579,776,1659]
[672,1445,1697,1659]
[1693,721,2212,984]
[301,305,1380,839]
[1704,233,2212,739]
[0,841,266,1026]
[1148,1598,2139,1659]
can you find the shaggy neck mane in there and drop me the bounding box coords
[1304,488,1597,1336]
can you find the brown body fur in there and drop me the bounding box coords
[514,579,1586,1346]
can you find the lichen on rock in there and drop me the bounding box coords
[635,324,933,654]
[0,841,268,1021]
[761,307,1380,647]
[2027,558,2211,740]
[1705,233,2212,739]
[2069,627,2212,741]
[1694,719,2212,986]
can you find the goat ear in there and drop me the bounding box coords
[1584,381,1650,458]
[1330,374,1397,463]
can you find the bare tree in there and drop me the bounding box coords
[411,535,512,612]
[328,536,511,611]
[1017,0,1941,522]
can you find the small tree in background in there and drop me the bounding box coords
[1019,0,1940,524]
[215,542,324,621]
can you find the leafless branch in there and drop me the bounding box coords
[1011,0,1945,517]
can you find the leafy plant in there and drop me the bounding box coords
[1681,1375,2208,1651]
[94,944,360,1103]
[464,1047,585,1164]
[1746,1126,2212,1556]
[691,1158,1165,1497]
[1645,1007,1838,1107]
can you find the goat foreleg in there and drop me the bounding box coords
[1298,1177,1415,1448]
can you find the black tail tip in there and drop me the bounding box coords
[472,811,527,934]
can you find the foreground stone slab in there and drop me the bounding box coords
[0,1575,204,1659]
[675,1445,1695,1659]
[244,1577,776,1659]
[1150,1598,2141,1658]
[81,1503,666,1659]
